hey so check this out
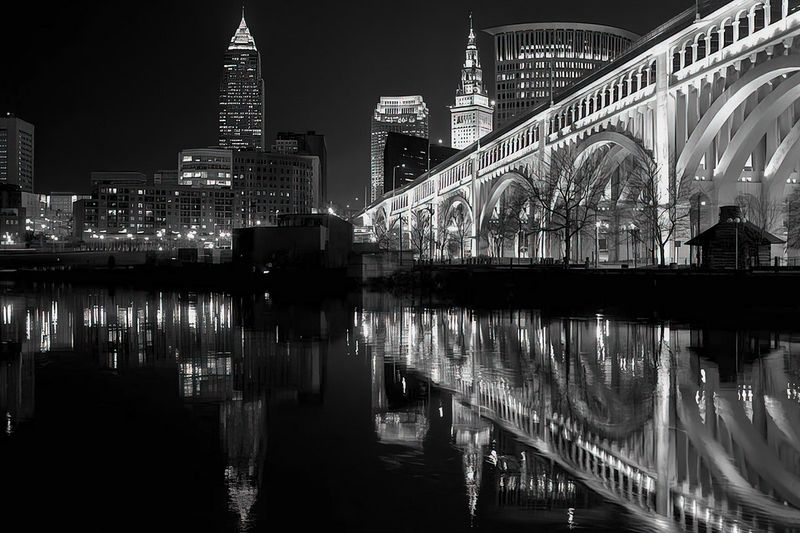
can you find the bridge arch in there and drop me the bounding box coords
[442,194,472,226]
[370,206,388,241]
[571,130,652,202]
[715,72,800,203]
[478,171,531,233]
[677,54,800,184]
[765,116,800,189]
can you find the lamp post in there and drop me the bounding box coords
[624,223,637,267]
[625,223,630,266]
[392,164,405,262]
[392,164,405,196]
[398,213,405,265]
[727,216,743,270]
[594,221,608,268]
[694,198,706,265]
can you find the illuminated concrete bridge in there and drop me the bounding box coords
[359,0,800,263]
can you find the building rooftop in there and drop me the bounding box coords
[228,10,257,51]
[483,21,639,42]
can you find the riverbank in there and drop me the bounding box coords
[3,259,800,319]
[0,263,354,297]
[380,264,800,321]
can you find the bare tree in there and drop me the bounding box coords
[483,203,517,258]
[736,192,782,264]
[628,152,689,266]
[374,216,399,251]
[785,188,800,250]
[435,207,451,259]
[528,147,606,265]
[446,203,472,259]
[409,209,433,259]
[506,188,532,257]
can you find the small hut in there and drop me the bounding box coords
[686,206,784,268]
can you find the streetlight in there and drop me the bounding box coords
[623,223,638,267]
[392,164,405,262]
[727,216,744,270]
[694,198,707,265]
[594,221,608,267]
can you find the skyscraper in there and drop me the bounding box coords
[219,10,265,151]
[0,114,34,193]
[484,23,638,127]
[370,96,429,202]
[450,15,494,150]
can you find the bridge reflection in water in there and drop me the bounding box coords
[361,297,800,532]
[3,286,800,531]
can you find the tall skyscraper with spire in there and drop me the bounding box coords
[450,14,494,150]
[219,9,265,151]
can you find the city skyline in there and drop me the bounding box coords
[2,0,692,208]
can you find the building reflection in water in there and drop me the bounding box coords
[5,285,800,531]
[0,285,332,531]
[359,292,800,531]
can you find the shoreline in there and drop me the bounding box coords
[3,263,800,323]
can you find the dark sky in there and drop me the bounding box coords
[3,0,692,206]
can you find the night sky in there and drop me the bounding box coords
[3,0,692,207]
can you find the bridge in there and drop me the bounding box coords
[360,305,800,531]
[359,0,800,263]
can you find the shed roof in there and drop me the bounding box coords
[686,220,784,246]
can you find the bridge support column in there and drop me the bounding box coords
[655,50,676,264]
[470,155,481,258]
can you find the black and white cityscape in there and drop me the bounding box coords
[6,0,800,531]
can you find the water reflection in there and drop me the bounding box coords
[2,286,800,531]
[360,293,800,532]
[0,286,334,531]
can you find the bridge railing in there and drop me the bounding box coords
[672,0,800,83]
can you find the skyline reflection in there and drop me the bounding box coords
[1,286,800,531]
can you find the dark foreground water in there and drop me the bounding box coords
[1,284,800,532]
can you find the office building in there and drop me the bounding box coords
[383,133,458,194]
[370,96,429,202]
[179,148,233,187]
[75,174,234,243]
[450,15,494,149]
[484,23,638,126]
[232,151,321,227]
[273,131,328,207]
[0,114,34,193]
[219,10,265,150]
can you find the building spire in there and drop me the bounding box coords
[467,12,476,48]
[229,5,257,50]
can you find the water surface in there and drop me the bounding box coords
[1,284,799,532]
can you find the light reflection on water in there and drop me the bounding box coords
[0,285,799,531]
